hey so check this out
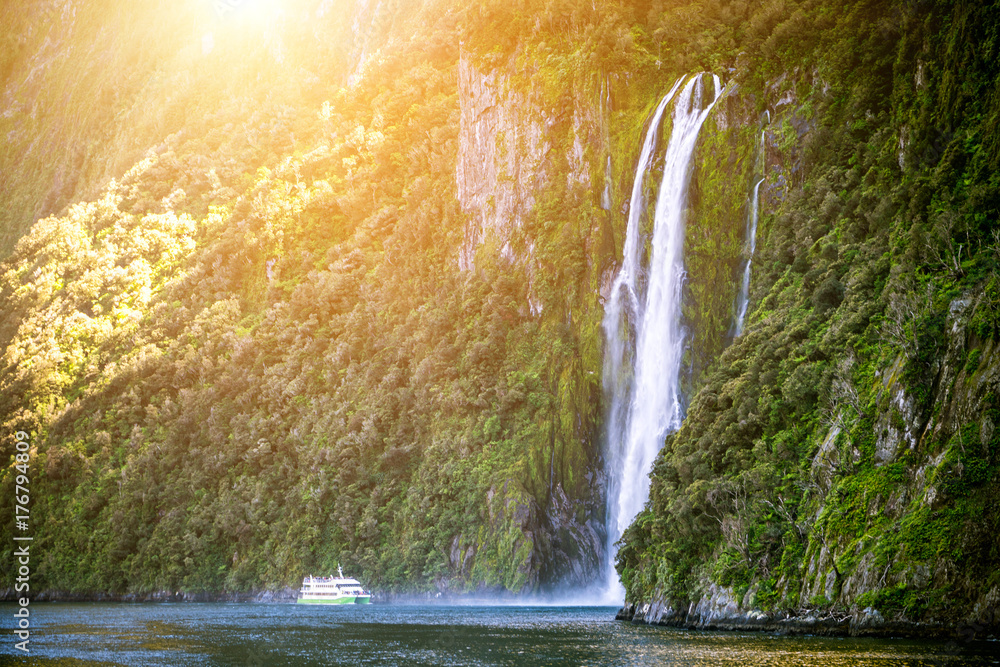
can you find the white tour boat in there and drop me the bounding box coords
[297,566,372,604]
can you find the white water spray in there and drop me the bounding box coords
[598,74,722,602]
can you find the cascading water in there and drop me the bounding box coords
[600,79,681,510]
[599,73,722,602]
[733,117,768,337]
[733,175,763,337]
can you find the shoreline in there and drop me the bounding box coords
[0,588,604,606]
[616,600,1000,641]
[0,589,299,604]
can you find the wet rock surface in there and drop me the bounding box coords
[616,597,1000,640]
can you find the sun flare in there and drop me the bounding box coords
[212,0,285,25]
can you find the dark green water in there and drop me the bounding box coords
[1,603,996,666]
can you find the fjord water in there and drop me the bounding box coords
[601,73,722,601]
[3,603,996,667]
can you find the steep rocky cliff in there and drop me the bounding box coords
[615,0,1000,637]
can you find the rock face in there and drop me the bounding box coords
[617,287,1000,637]
[536,482,605,590]
[616,595,998,639]
[455,51,604,272]
[456,50,549,270]
[450,52,610,592]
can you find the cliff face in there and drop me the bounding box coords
[456,50,548,270]
[618,280,1000,635]
[456,49,606,276]
[615,0,1000,636]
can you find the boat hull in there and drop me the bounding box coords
[297,596,356,604]
[355,595,371,604]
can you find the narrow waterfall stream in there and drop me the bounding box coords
[734,118,768,337]
[734,175,764,337]
[600,73,722,601]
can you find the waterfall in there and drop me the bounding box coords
[601,79,614,211]
[733,118,768,337]
[600,73,722,601]
[733,175,763,337]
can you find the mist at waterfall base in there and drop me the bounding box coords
[592,73,723,605]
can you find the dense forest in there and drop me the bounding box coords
[1,0,998,633]
[0,0,623,596]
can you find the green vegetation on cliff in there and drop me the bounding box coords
[617,0,1000,628]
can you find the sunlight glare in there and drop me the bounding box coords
[213,0,285,28]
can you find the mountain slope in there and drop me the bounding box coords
[616,0,1000,634]
[0,0,614,595]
